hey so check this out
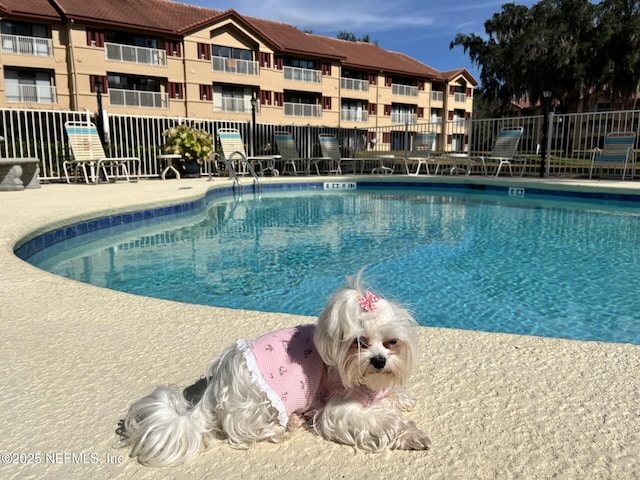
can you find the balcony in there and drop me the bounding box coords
[283,102,321,117]
[431,91,444,102]
[454,92,467,103]
[1,34,53,56]
[341,109,368,122]
[391,112,417,124]
[214,97,254,113]
[108,88,168,109]
[340,77,369,92]
[392,84,418,97]
[283,66,322,84]
[105,42,167,67]
[5,84,57,103]
[212,56,259,76]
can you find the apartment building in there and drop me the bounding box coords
[0,0,476,151]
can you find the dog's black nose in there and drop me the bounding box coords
[370,355,386,370]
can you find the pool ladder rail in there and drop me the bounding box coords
[208,151,262,193]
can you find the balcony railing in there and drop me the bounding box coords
[214,97,254,113]
[391,84,418,97]
[212,56,259,76]
[1,34,53,56]
[454,92,467,103]
[340,77,369,92]
[340,109,368,122]
[283,102,321,117]
[391,112,417,124]
[283,66,322,83]
[5,84,57,103]
[105,42,167,67]
[431,91,444,102]
[108,88,168,109]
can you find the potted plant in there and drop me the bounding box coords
[162,124,213,177]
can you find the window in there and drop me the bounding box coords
[384,76,392,87]
[4,69,55,103]
[368,103,376,115]
[417,107,424,118]
[107,74,160,92]
[199,84,213,101]
[322,62,332,76]
[259,90,272,105]
[260,52,271,68]
[212,45,252,61]
[274,92,284,106]
[213,85,252,112]
[2,21,48,37]
[274,56,284,70]
[168,82,184,99]
[86,28,105,47]
[342,100,366,121]
[284,58,317,70]
[284,92,317,104]
[106,31,158,49]
[197,43,211,60]
[368,73,377,85]
[384,104,391,116]
[89,75,109,93]
[165,40,182,57]
[322,96,332,110]
[2,21,50,55]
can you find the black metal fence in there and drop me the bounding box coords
[2,107,640,180]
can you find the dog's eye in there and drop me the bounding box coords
[354,337,370,348]
[384,339,398,348]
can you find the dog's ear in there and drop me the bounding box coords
[314,287,361,365]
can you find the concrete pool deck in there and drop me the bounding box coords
[1,175,639,479]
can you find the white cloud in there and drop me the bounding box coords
[208,0,434,33]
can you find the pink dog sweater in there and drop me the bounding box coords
[237,324,388,427]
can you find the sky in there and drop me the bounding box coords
[188,0,537,82]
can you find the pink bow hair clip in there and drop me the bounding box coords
[358,290,380,312]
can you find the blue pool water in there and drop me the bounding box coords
[22,185,640,344]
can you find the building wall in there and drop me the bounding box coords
[0,14,475,151]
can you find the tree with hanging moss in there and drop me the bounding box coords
[451,0,640,114]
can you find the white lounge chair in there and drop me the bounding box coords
[274,131,320,175]
[218,128,277,176]
[589,132,636,180]
[475,126,524,176]
[318,134,358,174]
[396,132,440,175]
[63,121,140,184]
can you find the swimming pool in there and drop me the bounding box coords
[19,182,640,345]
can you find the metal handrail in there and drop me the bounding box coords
[232,151,262,192]
[210,151,262,192]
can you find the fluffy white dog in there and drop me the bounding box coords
[118,274,430,466]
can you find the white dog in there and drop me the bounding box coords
[118,274,430,466]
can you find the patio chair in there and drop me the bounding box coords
[63,121,140,184]
[274,131,320,175]
[395,132,441,175]
[589,132,636,180]
[218,128,277,176]
[318,134,359,174]
[475,126,524,176]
